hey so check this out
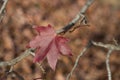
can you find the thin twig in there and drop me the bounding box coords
[92,41,120,80]
[9,71,24,80]
[37,63,46,74]
[66,41,92,80]
[113,38,118,46]
[0,0,8,22]
[0,0,8,15]
[56,0,95,34]
[9,66,14,72]
[106,50,112,80]
[0,0,95,75]
[92,41,120,50]
[0,49,33,67]
[30,52,45,73]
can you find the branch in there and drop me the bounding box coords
[0,49,33,67]
[0,0,94,68]
[0,0,8,14]
[0,0,8,21]
[0,71,25,80]
[67,40,120,80]
[106,50,112,80]
[92,41,120,50]
[66,47,88,80]
[66,41,92,80]
[92,41,120,80]
[56,0,95,34]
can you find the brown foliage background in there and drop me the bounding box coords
[0,0,120,80]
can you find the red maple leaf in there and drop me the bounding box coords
[28,24,72,70]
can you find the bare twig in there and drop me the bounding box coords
[0,49,33,67]
[0,0,94,79]
[56,0,95,34]
[92,41,120,50]
[8,71,25,80]
[66,47,88,80]
[65,0,95,79]
[106,50,112,80]
[0,0,94,68]
[66,41,92,80]
[0,0,8,21]
[92,41,120,80]
[9,66,14,72]
[37,63,46,74]
[113,38,118,46]
[30,52,45,73]
[0,0,8,14]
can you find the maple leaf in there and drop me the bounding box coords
[28,24,72,70]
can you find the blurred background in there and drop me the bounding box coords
[0,0,120,80]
